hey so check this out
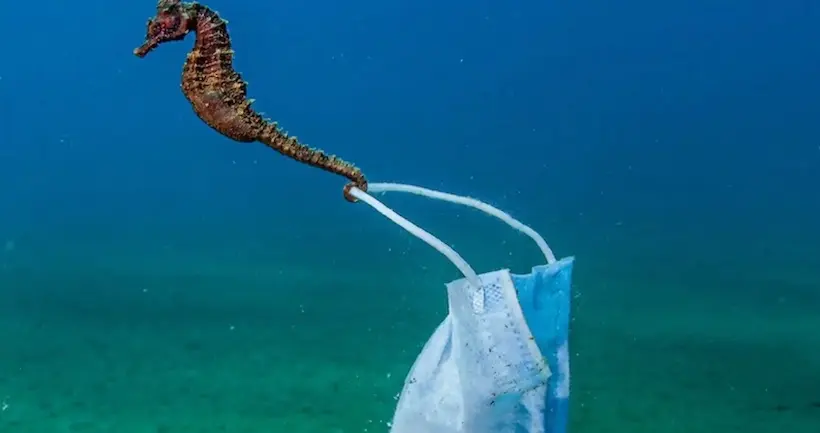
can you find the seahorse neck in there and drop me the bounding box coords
[185,3,230,56]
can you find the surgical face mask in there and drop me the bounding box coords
[349,183,573,433]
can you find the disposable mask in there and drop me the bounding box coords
[349,183,573,433]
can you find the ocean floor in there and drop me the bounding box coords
[1,250,818,433]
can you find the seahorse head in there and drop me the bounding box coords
[134,0,193,57]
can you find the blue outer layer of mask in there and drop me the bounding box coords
[510,257,573,433]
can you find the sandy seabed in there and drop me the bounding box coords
[1,253,817,433]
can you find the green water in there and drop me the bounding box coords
[1,231,818,433]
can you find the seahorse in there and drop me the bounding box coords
[133,0,367,201]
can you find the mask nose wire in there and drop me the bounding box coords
[348,187,482,289]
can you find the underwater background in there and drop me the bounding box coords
[0,0,818,432]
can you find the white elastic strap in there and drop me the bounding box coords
[348,187,481,289]
[368,182,556,264]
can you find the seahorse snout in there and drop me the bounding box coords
[134,39,160,57]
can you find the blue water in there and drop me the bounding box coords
[1,0,818,432]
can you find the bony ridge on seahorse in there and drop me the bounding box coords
[134,0,367,202]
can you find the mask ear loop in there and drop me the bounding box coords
[366,183,556,264]
[349,183,556,289]
[348,187,482,289]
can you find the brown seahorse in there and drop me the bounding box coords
[133,0,367,201]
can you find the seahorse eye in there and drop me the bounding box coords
[156,14,180,36]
